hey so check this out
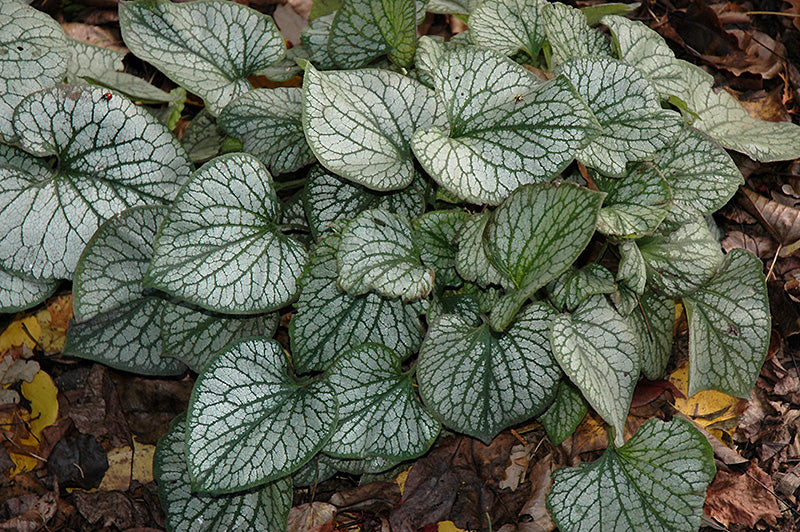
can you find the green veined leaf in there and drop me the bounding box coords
[324,343,440,460]
[187,337,337,493]
[424,0,482,13]
[580,3,638,25]
[1,85,191,280]
[628,291,674,381]
[558,56,681,176]
[455,212,512,289]
[485,183,605,329]
[301,13,337,70]
[292,455,337,488]
[537,380,588,446]
[280,191,310,234]
[0,2,68,142]
[160,303,278,373]
[594,168,672,239]
[144,153,308,314]
[181,110,224,164]
[542,2,611,67]
[617,240,646,294]
[119,0,285,116]
[638,220,723,298]
[155,415,292,532]
[547,417,716,532]
[684,249,769,397]
[470,0,548,59]
[218,88,314,175]
[411,48,601,205]
[413,211,470,288]
[417,303,562,443]
[328,0,416,68]
[550,295,639,447]
[337,209,435,301]
[548,264,617,312]
[319,452,402,475]
[303,165,425,239]
[427,292,483,327]
[290,231,422,374]
[302,65,444,191]
[0,267,58,314]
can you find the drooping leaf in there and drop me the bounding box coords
[411,48,601,205]
[548,264,617,312]
[413,210,471,288]
[303,165,425,239]
[638,220,723,298]
[0,267,58,314]
[324,343,440,460]
[427,292,483,327]
[0,2,68,142]
[302,65,444,191]
[301,13,337,70]
[160,303,278,373]
[594,168,672,239]
[485,183,605,329]
[218,88,314,175]
[417,303,562,443]
[627,291,674,381]
[187,337,337,493]
[155,415,292,532]
[550,294,639,447]
[616,240,646,294]
[558,56,681,176]
[548,417,715,532]
[684,249,769,397]
[328,0,417,68]
[455,212,512,289]
[290,231,422,374]
[0,85,191,280]
[541,2,611,67]
[119,0,285,115]
[580,3,638,25]
[144,153,308,314]
[537,380,588,446]
[337,209,435,301]
[470,0,548,59]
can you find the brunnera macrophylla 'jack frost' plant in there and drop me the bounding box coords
[2,0,798,529]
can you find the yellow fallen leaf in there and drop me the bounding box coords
[0,316,41,352]
[35,295,72,353]
[132,438,155,483]
[669,361,742,441]
[99,446,133,492]
[438,521,468,532]
[395,466,411,495]
[8,370,59,478]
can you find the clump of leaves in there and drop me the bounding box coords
[2,0,798,529]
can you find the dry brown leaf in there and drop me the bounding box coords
[741,188,800,247]
[287,502,336,532]
[704,463,782,527]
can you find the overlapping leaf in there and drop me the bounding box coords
[558,57,681,176]
[0,85,191,280]
[119,0,285,115]
[324,343,440,460]
[628,291,674,381]
[0,268,58,314]
[218,88,314,174]
[424,0,482,13]
[594,169,672,239]
[548,264,616,312]
[470,0,548,59]
[155,416,292,532]
[290,231,422,374]
[301,13,337,69]
[455,212,511,289]
[145,153,308,314]
[550,295,639,447]
[328,0,416,67]
[617,240,646,294]
[181,110,224,164]
[411,48,601,205]
[303,165,425,239]
[417,303,562,442]
[302,65,444,191]
[542,2,611,67]
[413,211,470,288]
[684,249,769,397]
[0,2,68,142]
[187,337,337,492]
[538,380,588,446]
[337,209,434,301]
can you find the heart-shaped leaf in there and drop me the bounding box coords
[0,2,68,142]
[302,65,444,191]
[455,212,512,289]
[119,0,285,116]
[469,0,548,59]
[0,267,58,314]
[550,294,639,447]
[542,2,611,67]
[155,415,292,532]
[65,206,186,376]
[684,249,769,397]
[548,417,715,532]
[324,343,440,460]
[413,211,470,288]
[290,231,422,374]
[628,291,674,381]
[303,165,425,239]
[417,303,562,443]
[485,183,605,329]
[537,380,588,446]
[187,337,337,492]
[328,0,416,67]
[301,14,337,70]
[411,48,600,205]
[0,85,191,280]
[594,169,672,239]
[548,264,617,312]
[337,209,435,301]
[160,303,278,373]
[638,220,723,298]
[218,88,314,175]
[558,56,681,176]
[145,153,308,314]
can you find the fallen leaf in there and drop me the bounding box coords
[500,442,537,491]
[741,188,800,250]
[704,463,782,527]
[516,454,557,532]
[0,317,41,353]
[7,371,59,478]
[72,490,154,530]
[328,481,400,514]
[631,379,684,408]
[287,502,336,532]
[0,491,57,532]
[46,433,108,490]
